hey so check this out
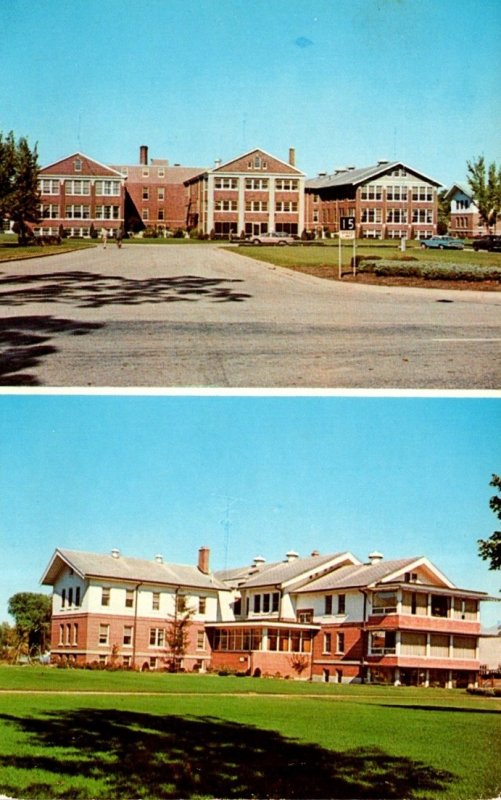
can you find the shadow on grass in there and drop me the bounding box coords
[0,271,252,308]
[0,708,455,799]
[0,315,103,385]
[384,703,500,715]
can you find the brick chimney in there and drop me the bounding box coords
[289,147,296,167]
[198,546,210,574]
[139,145,149,166]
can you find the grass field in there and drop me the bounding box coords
[0,667,499,800]
[231,240,501,282]
[0,235,95,262]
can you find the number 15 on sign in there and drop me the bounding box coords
[338,217,357,278]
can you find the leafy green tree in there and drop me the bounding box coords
[467,156,501,232]
[0,131,40,244]
[0,621,16,662]
[7,592,52,659]
[478,474,501,570]
[165,594,195,672]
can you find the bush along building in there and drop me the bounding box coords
[305,161,440,240]
[41,545,489,687]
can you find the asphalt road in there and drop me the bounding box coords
[0,244,500,388]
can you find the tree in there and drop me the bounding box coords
[437,189,450,235]
[0,621,16,662]
[7,592,52,660]
[0,131,40,244]
[478,474,501,570]
[165,593,195,672]
[467,156,501,232]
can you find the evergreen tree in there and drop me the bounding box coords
[165,594,195,672]
[467,156,501,232]
[0,131,40,243]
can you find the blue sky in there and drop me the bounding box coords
[2,0,500,186]
[1,394,499,626]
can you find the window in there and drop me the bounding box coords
[372,591,397,614]
[59,624,64,644]
[245,200,268,212]
[324,595,333,615]
[68,588,73,607]
[101,587,110,607]
[142,168,149,177]
[275,179,299,191]
[198,597,206,614]
[152,592,160,611]
[142,187,149,200]
[412,185,434,202]
[338,594,346,614]
[99,624,110,645]
[245,178,268,190]
[142,209,149,220]
[158,168,165,178]
[158,209,165,221]
[157,188,165,200]
[65,204,90,219]
[370,630,396,655]
[361,184,383,201]
[323,632,332,653]
[336,632,345,653]
[61,588,66,608]
[73,623,78,645]
[253,595,261,613]
[74,158,82,172]
[214,177,238,189]
[453,636,477,659]
[296,609,313,623]
[95,180,120,196]
[386,185,408,201]
[64,179,90,195]
[66,624,71,645]
[275,201,297,212]
[214,199,238,211]
[75,586,81,606]
[272,592,279,613]
[95,205,119,220]
[361,208,382,223]
[233,597,242,615]
[400,632,426,656]
[412,209,433,224]
[387,209,408,223]
[41,204,59,218]
[262,593,270,613]
[197,630,206,650]
[123,626,133,646]
[149,628,165,647]
[431,594,449,618]
[39,178,59,194]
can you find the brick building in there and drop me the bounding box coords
[305,161,440,240]
[185,148,305,239]
[444,183,501,239]
[111,145,204,234]
[41,545,488,686]
[37,153,126,238]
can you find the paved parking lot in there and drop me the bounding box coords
[0,244,500,388]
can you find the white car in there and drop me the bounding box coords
[250,231,298,245]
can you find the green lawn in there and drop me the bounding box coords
[231,239,501,278]
[0,667,499,799]
[0,235,95,262]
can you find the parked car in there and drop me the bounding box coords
[472,235,501,252]
[420,236,464,250]
[250,231,298,245]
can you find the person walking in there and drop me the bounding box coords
[101,228,107,248]
[116,227,123,248]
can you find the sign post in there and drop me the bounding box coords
[339,216,356,278]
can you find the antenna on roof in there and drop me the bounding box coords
[214,494,244,571]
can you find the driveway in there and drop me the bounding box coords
[0,244,499,388]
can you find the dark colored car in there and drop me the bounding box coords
[472,235,501,252]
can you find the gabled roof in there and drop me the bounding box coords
[295,556,456,593]
[443,183,474,201]
[217,551,360,591]
[214,148,304,176]
[41,548,227,591]
[40,152,123,178]
[306,161,441,191]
